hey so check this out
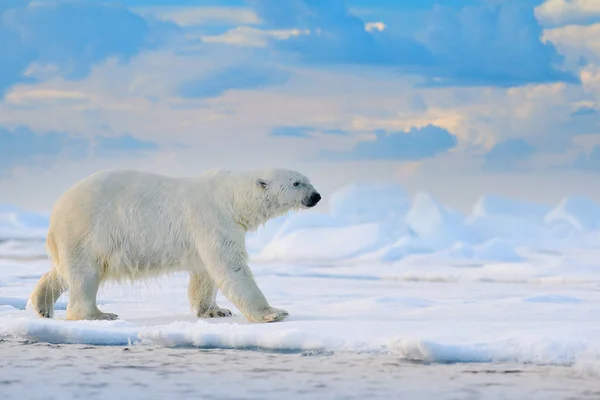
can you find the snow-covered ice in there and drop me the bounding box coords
[2,183,600,378]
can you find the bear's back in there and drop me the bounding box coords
[51,170,206,271]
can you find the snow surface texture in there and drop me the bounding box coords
[2,182,600,373]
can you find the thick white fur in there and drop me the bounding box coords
[29,168,320,323]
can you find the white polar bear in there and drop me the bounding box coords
[29,168,321,323]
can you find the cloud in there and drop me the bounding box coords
[136,6,259,28]
[322,125,457,161]
[0,1,36,95]
[268,126,348,138]
[542,23,600,69]
[244,1,575,87]
[201,26,308,47]
[179,65,291,98]
[562,106,600,136]
[535,0,600,27]
[0,26,36,96]
[365,22,386,33]
[0,126,158,174]
[572,106,598,117]
[483,139,535,172]
[417,4,577,87]
[109,0,247,8]
[95,134,159,153]
[0,126,87,172]
[269,126,314,138]
[246,0,434,67]
[323,129,347,135]
[0,1,180,95]
[570,145,600,171]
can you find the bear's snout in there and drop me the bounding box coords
[303,191,321,208]
[311,192,321,203]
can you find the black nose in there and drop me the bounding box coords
[310,192,321,203]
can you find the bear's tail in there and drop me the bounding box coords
[30,232,66,318]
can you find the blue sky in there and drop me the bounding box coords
[0,0,600,210]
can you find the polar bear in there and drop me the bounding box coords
[29,168,321,323]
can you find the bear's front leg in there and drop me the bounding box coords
[218,264,288,323]
[200,245,288,323]
[188,269,232,318]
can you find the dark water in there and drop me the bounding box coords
[2,341,600,400]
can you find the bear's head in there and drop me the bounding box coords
[255,169,321,212]
[230,169,321,230]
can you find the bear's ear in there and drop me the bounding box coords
[256,178,269,189]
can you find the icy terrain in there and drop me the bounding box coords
[2,182,600,376]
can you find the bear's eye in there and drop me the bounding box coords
[293,181,300,187]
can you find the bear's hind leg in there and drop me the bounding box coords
[188,269,232,318]
[65,260,118,321]
[30,268,65,318]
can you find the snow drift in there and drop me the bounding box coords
[253,185,600,263]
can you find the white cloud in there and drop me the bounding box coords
[543,23,600,66]
[201,26,309,47]
[351,109,468,147]
[536,0,600,26]
[134,6,260,27]
[5,88,92,107]
[364,22,386,32]
[581,64,600,94]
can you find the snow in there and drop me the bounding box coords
[471,195,551,221]
[405,192,474,249]
[443,239,525,262]
[257,223,383,263]
[2,183,600,374]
